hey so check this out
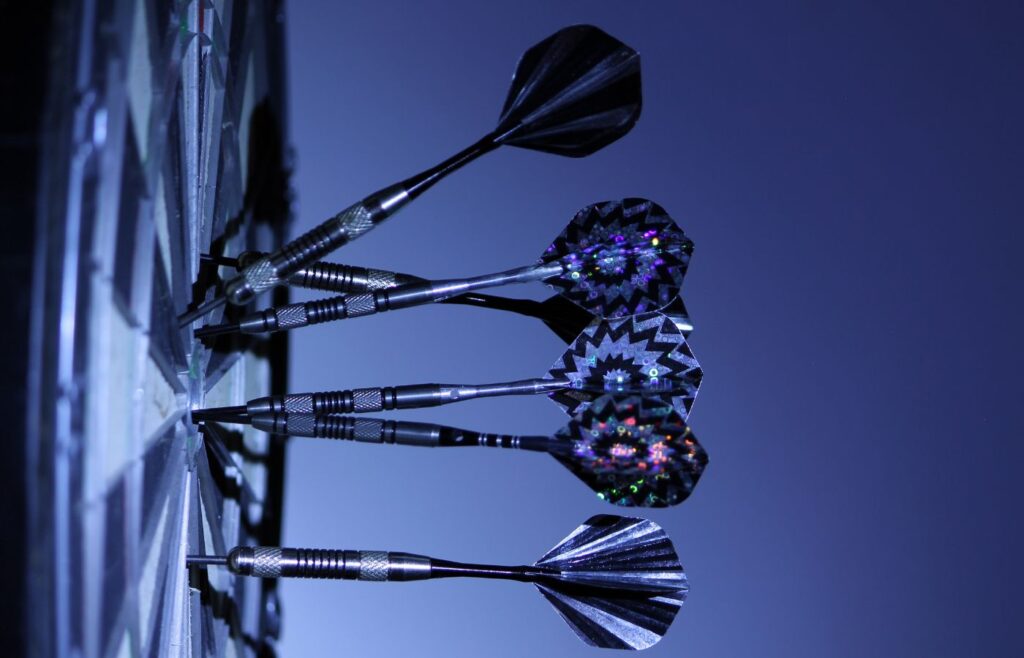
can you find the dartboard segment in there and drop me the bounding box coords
[25,1,289,657]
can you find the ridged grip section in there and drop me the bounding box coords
[359,551,389,581]
[311,390,354,414]
[272,203,368,276]
[290,262,406,294]
[305,296,349,324]
[314,415,355,441]
[252,547,283,577]
[288,548,349,579]
[308,388,395,414]
[313,416,389,443]
[291,262,360,292]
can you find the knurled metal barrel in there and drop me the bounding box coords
[227,547,432,581]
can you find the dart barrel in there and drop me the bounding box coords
[228,547,432,581]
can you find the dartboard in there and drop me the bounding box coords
[26,1,289,656]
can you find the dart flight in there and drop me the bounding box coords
[180,24,642,326]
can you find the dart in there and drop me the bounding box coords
[201,395,708,508]
[194,312,701,423]
[180,24,642,325]
[194,198,691,337]
[187,513,686,650]
[200,251,694,342]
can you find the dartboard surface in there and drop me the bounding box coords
[27,1,290,656]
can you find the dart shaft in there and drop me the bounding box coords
[449,291,576,324]
[244,378,569,415]
[416,262,564,300]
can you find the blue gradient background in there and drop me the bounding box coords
[279,2,1024,656]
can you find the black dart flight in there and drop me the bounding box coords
[181,24,642,325]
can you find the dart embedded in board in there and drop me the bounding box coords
[180,24,642,326]
[197,251,695,342]
[194,311,701,422]
[196,394,708,509]
[187,514,688,651]
[195,198,691,337]
[184,21,712,654]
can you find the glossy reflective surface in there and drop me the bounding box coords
[534,514,686,650]
[552,395,708,507]
[546,312,702,415]
[495,24,641,157]
[541,198,692,317]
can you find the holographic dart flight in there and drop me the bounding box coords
[188,514,687,651]
[198,394,708,508]
[199,251,695,343]
[194,198,692,338]
[545,311,700,415]
[181,24,641,325]
[550,395,707,507]
[193,312,701,423]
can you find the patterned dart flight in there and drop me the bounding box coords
[181,24,642,324]
[194,312,701,424]
[202,395,708,508]
[188,514,688,651]
[200,251,695,343]
[195,198,692,337]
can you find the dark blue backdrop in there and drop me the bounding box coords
[279,1,1024,656]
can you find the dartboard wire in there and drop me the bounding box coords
[194,431,256,658]
[182,21,229,390]
[159,463,194,657]
[197,451,236,574]
[195,44,230,257]
[182,4,288,656]
[194,59,256,393]
[176,4,241,655]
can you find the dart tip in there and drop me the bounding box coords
[192,406,249,423]
[179,296,227,327]
[194,322,240,339]
[187,555,229,568]
[200,253,241,268]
